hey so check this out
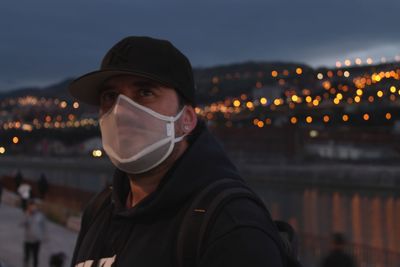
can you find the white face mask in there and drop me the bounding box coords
[99,94,186,174]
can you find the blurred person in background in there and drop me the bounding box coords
[21,199,47,267]
[14,170,23,190]
[18,182,32,211]
[320,233,357,267]
[0,178,3,206]
[38,173,49,199]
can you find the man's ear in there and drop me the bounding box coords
[182,105,198,133]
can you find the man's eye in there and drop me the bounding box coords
[138,88,155,97]
[101,91,119,104]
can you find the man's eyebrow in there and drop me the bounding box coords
[99,84,114,93]
[132,80,162,88]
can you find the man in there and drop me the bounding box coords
[69,36,284,267]
[22,199,47,267]
[37,173,49,199]
[18,182,32,211]
[320,233,357,267]
[0,179,3,206]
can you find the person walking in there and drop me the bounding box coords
[18,182,32,211]
[37,173,49,199]
[22,199,47,267]
[14,171,23,191]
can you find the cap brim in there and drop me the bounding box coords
[68,69,176,106]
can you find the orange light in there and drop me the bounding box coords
[290,117,298,124]
[296,68,303,75]
[306,116,313,123]
[60,101,67,108]
[377,90,384,98]
[363,114,370,121]
[385,113,392,120]
[271,70,278,77]
[273,99,282,106]
[322,81,331,90]
[257,121,264,128]
[233,100,241,107]
[12,136,19,144]
[323,115,330,123]
[342,114,349,122]
[260,97,267,105]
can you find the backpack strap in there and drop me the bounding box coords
[176,179,291,267]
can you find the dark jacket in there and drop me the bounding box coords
[72,124,283,267]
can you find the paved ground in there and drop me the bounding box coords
[0,191,78,267]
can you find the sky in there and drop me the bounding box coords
[0,0,399,91]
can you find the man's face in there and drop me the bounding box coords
[98,74,197,175]
[99,75,181,116]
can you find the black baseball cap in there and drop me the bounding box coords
[68,36,195,106]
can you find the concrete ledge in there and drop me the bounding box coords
[1,190,20,207]
[66,216,81,232]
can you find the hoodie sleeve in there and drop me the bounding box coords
[198,198,284,267]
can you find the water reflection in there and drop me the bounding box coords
[248,180,400,267]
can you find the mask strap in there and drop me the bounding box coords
[173,106,189,143]
[174,133,187,143]
[172,106,186,122]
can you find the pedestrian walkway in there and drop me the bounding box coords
[0,192,78,267]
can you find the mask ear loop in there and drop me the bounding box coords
[172,106,188,143]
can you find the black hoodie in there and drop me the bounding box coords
[72,124,283,267]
